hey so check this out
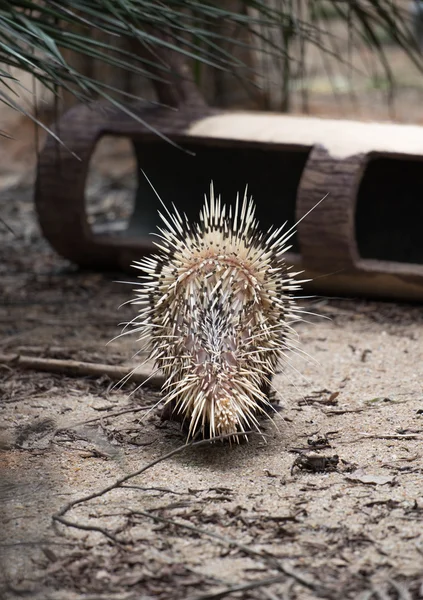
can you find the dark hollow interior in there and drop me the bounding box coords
[356,156,423,265]
[125,140,310,254]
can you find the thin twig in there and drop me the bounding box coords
[188,574,286,600]
[0,216,16,236]
[53,440,196,521]
[53,517,121,545]
[55,405,156,432]
[0,353,164,388]
[120,485,185,495]
[323,408,364,415]
[359,433,420,440]
[53,433,246,520]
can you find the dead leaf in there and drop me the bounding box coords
[345,472,396,486]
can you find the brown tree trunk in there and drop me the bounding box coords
[60,25,206,111]
[127,30,206,108]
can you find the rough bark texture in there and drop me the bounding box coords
[296,144,365,271]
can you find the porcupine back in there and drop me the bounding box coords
[131,184,305,440]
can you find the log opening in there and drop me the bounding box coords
[356,155,423,265]
[86,137,311,255]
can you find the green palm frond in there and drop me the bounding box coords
[0,1,421,131]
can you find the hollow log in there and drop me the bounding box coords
[35,107,423,301]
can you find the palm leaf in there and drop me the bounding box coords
[0,1,421,135]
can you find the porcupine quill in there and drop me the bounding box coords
[125,179,314,442]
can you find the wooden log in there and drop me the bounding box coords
[35,108,423,300]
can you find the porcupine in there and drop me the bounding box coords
[129,182,306,441]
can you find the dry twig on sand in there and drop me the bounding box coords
[0,353,164,388]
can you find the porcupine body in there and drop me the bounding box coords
[131,184,305,440]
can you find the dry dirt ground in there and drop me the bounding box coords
[0,136,423,600]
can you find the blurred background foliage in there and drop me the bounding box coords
[0,1,422,135]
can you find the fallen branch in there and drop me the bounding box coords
[52,518,121,545]
[55,405,157,431]
[0,353,164,388]
[53,433,249,523]
[323,408,365,415]
[189,574,286,600]
[359,432,420,440]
